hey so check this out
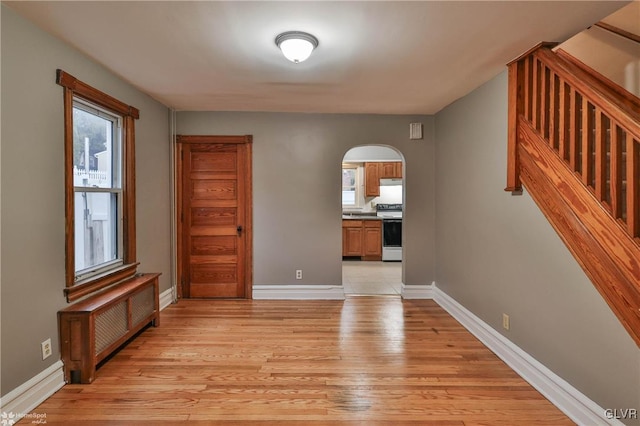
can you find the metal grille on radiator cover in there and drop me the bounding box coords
[131,286,154,326]
[94,301,128,355]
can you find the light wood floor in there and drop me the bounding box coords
[23,298,572,425]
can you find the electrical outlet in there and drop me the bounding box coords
[295,269,303,280]
[502,313,510,331]
[41,338,52,360]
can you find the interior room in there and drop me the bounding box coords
[1,1,639,424]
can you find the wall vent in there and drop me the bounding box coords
[409,122,423,140]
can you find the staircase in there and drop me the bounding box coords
[505,43,640,346]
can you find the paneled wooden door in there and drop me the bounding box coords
[176,135,252,299]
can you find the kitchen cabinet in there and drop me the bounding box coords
[363,221,382,260]
[380,162,402,179]
[342,220,363,256]
[365,162,402,197]
[364,163,380,197]
[342,219,382,261]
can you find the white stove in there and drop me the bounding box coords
[376,204,402,261]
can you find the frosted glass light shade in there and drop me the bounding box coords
[275,31,319,64]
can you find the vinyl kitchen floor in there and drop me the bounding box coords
[342,260,402,295]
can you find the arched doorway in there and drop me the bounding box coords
[341,145,405,296]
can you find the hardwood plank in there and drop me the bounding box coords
[22,299,572,425]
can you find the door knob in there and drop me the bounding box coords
[237,225,243,235]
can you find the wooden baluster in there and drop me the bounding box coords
[581,98,593,187]
[610,125,623,219]
[569,89,578,172]
[548,71,556,147]
[558,79,569,161]
[524,56,533,121]
[532,57,540,130]
[594,108,606,202]
[541,65,548,136]
[628,135,639,237]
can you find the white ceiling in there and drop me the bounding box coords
[5,1,630,114]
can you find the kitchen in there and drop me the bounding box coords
[341,146,404,295]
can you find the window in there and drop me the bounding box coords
[342,164,360,207]
[57,70,139,301]
[73,100,123,279]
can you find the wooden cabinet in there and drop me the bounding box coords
[342,219,382,261]
[380,162,402,179]
[342,220,364,256]
[364,162,402,197]
[364,163,381,197]
[363,221,382,260]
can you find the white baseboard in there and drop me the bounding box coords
[432,285,621,426]
[159,287,174,310]
[253,285,345,300]
[1,288,175,419]
[401,282,435,299]
[0,360,64,418]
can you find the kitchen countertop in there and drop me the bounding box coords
[342,214,382,220]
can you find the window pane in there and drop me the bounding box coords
[342,190,356,206]
[73,106,117,189]
[74,192,119,274]
[342,168,356,187]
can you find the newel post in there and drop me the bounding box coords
[505,42,558,194]
[505,59,524,194]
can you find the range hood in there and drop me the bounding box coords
[380,178,402,186]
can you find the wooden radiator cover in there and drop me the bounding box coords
[58,273,161,384]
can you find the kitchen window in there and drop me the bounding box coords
[342,164,361,207]
[57,70,139,301]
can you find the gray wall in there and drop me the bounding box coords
[434,71,640,419]
[1,6,171,396]
[176,112,435,287]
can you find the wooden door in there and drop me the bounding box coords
[177,135,252,299]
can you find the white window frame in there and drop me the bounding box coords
[342,163,362,208]
[73,99,125,281]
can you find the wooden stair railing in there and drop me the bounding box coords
[506,43,640,346]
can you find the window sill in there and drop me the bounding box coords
[65,262,139,302]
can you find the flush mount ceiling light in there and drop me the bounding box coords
[275,31,319,64]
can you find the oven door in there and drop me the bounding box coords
[382,219,402,247]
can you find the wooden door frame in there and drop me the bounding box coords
[175,135,253,299]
